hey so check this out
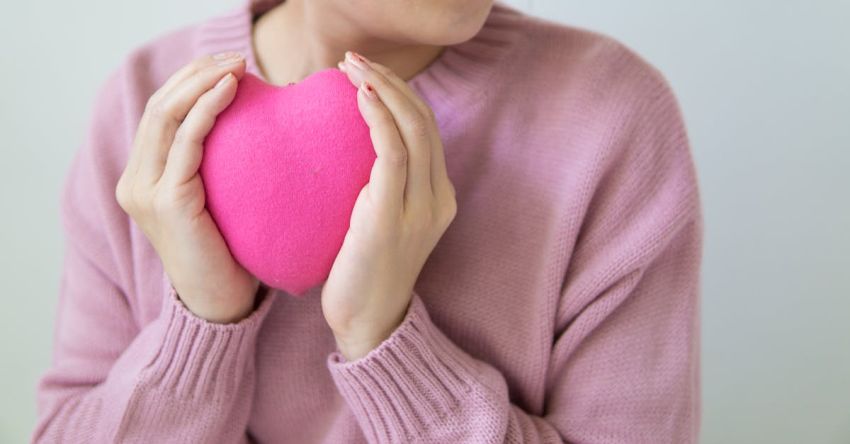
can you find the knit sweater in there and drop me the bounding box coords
[33,0,704,442]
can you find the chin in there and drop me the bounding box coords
[362,0,495,46]
[420,0,495,45]
[419,20,490,46]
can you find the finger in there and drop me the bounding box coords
[356,80,407,215]
[359,61,451,198]
[149,52,245,110]
[125,53,245,180]
[341,52,432,210]
[160,72,239,187]
[339,58,432,119]
[137,57,246,184]
[342,53,445,199]
[340,58,451,199]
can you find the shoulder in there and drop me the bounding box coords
[504,10,680,114]
[479,2,682,125]
[498,9,691,157]
[491,7,700,219]
[507,16,703,270]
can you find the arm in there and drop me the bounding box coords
[326,215,700,444]
[33,56,273,443]
[325,64,703,443]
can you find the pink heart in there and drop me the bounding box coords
[200,69,375,296]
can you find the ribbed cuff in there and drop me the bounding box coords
[326,291,486,443]
[102,283,276,441]
[136,284,275,397]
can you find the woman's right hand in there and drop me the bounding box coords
[115,52,259,324]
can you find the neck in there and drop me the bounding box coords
[252,0,446,86]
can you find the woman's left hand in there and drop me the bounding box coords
[321,51,457,361]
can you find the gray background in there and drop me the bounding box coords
[2,0,848,442]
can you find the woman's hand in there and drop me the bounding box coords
[322,51,457,361]
[115,52,260,324]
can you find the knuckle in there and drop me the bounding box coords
[371,112,396,130]
[443,198,458,223]
[146,88,176,118]
[144,93,161,115]
[115,177,131,210]
[148,99,173,122]
[405,115,430,138]
[384,149,408,168]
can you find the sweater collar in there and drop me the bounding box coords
[196,0,525,112]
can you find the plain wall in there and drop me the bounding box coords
[1,0,848,442]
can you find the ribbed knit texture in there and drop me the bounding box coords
[33,1,704,442]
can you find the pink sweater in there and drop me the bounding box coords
[33,1,704,442]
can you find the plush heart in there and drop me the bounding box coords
[200,69,375,296]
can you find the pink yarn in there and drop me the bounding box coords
[200,69,375,295]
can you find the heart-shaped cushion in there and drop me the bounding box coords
[200,69,375,296]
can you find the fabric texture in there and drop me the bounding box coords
[200,69,374,296]
[33,0,704,442]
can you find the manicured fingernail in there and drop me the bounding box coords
[345,51,368,71]
[360,81,377,100]
[213,51,243,65]
[352,51,369,64]
[215,73,234,88]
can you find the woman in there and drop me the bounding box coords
[33,0,703,442]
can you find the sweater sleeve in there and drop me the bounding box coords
[325,70,703,443]
[32,64,275,443]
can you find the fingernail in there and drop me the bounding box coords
[213,51,243,65]
[345,51,368,71]
[337,61,348,73]
[352,51,370,64]
[215,73,234,88]
[360,81,377,100]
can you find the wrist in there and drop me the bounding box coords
[333,312,406,361]
[334,335,385,361]
[176,281,261,324]
[182,298,253,324]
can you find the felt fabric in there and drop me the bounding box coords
[200,69,375,296]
